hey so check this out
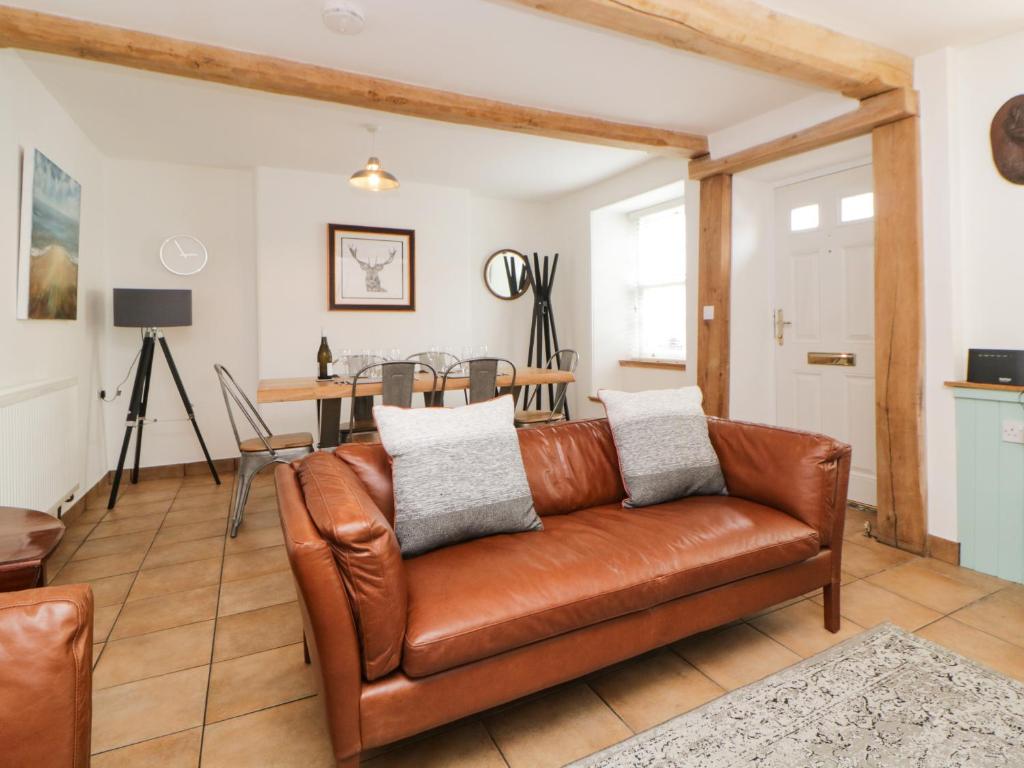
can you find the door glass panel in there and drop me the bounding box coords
[840,192,874,222]
[790,204,819,231]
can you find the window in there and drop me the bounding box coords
[840,192,874,222]
[631,201,685,360]
[790,203,819,232]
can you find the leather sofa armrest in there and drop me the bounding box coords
[277,462,367,766]
[290,453,406,681]
[708,418,852,548]
[0,584,93,768]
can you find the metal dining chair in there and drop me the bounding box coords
[339,353,387,441]
[443,357,517,405]
[515,349,579,427]
[346,361,438,443]
[214,364,314,537]
[406,351,461,406]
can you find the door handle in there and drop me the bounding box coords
[774,309,792,346]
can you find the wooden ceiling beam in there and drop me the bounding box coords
[507,0,912,99]
[688,88,918,180]
[0,5,708,157]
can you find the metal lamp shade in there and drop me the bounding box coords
[349,156,399,191]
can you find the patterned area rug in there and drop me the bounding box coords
[573,624,1024,767]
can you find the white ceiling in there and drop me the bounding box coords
[761,0,1024,56]
[10,0,1024,198]
[22,51,664,200]
[6,0,813,133]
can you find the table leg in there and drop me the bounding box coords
[318,398,342,449]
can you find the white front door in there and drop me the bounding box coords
[774,165,876,505]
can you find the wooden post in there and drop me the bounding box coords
[697,174,733,418]
[872,117,928,554]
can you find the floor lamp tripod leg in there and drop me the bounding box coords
[158,335,221,485]
[108,334,155,509]
[131,336,155,485]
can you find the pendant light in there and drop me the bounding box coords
[349,125,399,192]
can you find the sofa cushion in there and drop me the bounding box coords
[294,451,406,680]
[402,497,819,677]
[336,418,626,519]
[517,419,625,515]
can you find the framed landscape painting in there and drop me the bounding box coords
[17,148,82,320]
[328,224,415,311]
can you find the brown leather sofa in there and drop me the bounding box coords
[277,417,851,767]
[0,584,93,768]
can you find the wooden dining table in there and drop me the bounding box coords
[257,367,575,448]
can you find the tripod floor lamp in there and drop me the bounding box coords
[108,288,220,509]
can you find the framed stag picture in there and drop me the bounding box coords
[328,224,415,311]
[17,148,82,320]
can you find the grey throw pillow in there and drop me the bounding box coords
[373,395,542,557]
[599,387,726,507]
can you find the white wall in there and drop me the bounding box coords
[728,176,777,425]
[468,196,554,367]
[589,205,638,397]
[102,158,257,468]
[710,93,857,158]
[0,51,109,509]
[953,32,1024,352]
[546,158,695,419]
[254,167,539,434]
[916,30,1024,541]
[917,47,963,542]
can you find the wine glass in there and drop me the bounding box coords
[334,349,351,380]
[347,353,363,378]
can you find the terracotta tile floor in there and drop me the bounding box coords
[49,482,1024,768]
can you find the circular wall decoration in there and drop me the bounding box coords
[991,94,1024,185]
[159,235,208,276]
[483,249,530,300]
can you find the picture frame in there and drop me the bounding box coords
[17,147,82,320]
[328,224,415,311]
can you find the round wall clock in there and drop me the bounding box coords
[159,234,208,276]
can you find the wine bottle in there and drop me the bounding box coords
[317,334,332,379]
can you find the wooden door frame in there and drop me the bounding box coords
[695,107,927,554]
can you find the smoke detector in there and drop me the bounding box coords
[322,1,365,34]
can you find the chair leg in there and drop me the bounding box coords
[823,580,841,633]
[227,475,244,538]
[229,457,259,538]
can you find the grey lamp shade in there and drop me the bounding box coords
[113,288,193,328]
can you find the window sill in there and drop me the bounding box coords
[618,358,687,371]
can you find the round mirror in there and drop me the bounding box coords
[484,249,530,300]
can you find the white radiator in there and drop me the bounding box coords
[0,378,80,513]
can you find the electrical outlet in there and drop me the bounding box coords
[1002,419,1024,444]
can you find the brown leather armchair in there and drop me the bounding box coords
[278,417,851,767]
[0,584,94,768]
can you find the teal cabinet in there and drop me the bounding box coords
[953,385,1024,584]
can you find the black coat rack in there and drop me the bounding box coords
[522,252,568,419]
